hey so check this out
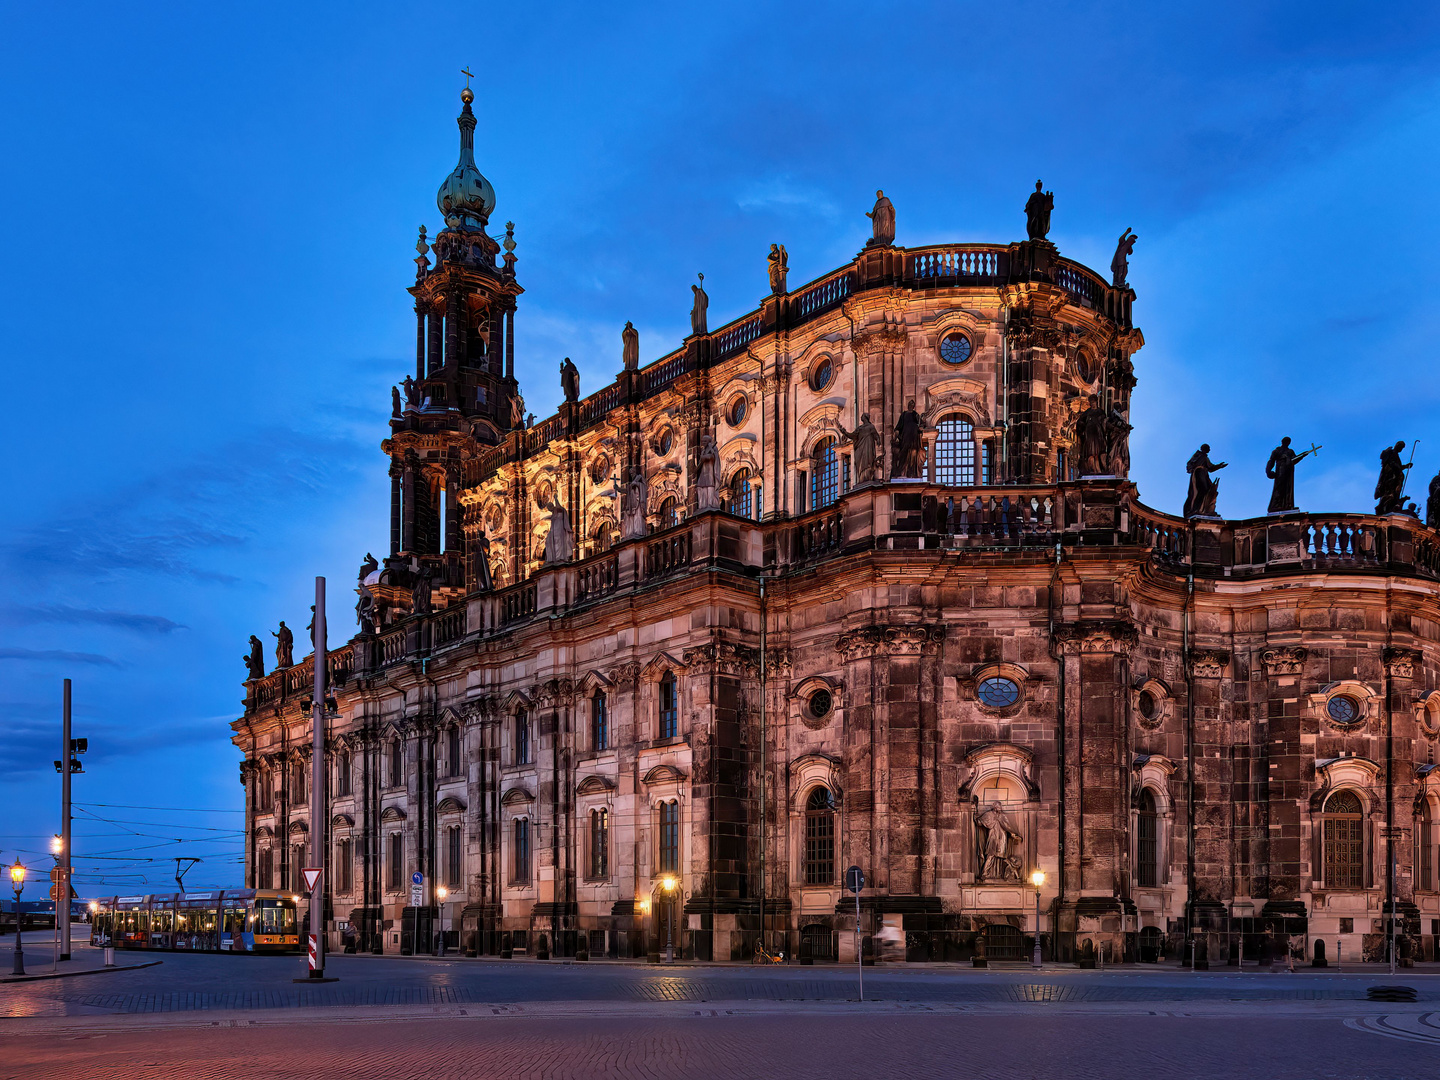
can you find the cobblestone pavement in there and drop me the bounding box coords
[3,1006,1436,1080]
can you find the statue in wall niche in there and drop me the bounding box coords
[359,552,379,580]
[892,399,925,479]
[242,635,265,680]
[839,412,882,484]
[1427,468,1440,530]
[1025,180,1054,241]
[271,621,294,669]
[474,528,495,591]
[622,320,640,371]
[542,497,575,564]
[696,426,721,510]
[402,376,419,407]
[690,274,709,336]
[974,803,1024,882]
[1183,444,1227,518]
[560,356,580,403]
[767,243,789,295]
[411,568,432,616]
[866,190,895,247]
[355,584,376,635]
[1110,228,1138,288]
[1375,440,1413,515]
[1076,395,1111,477]
[1264,437,1315,514]
[622,468,649,539]
[391,386,403,418]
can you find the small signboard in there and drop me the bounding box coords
[302,867,322,894]
[410,871,424,906]
[845,865,865,893]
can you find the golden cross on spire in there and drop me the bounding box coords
[461,67,474,88]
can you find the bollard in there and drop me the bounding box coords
[104,947,114,967]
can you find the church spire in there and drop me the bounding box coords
[436,85,495,231]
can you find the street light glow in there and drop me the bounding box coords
[1030,869,1045,889]
[9,860,26,886]
[660,875,677,893]
[50,835,63,855]
[436,886,448,901]
[89,901,99,913]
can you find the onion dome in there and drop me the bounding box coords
[436,87,495,231]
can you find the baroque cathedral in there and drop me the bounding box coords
[233,89,1440,966]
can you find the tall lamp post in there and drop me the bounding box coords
[660,876,678,963]
[1030,869,1045,969]
[10,859,27,976]
[436,886,447,955]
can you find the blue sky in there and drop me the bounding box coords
[2,2,1438,892]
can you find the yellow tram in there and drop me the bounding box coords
[89,890,300,953]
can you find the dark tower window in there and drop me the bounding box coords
[658,672,678,740]
[725,468,752,519]
[387,832,403,891]
[592,691,608,751]
[811,438,838,510]
[515,711,531,765]
[446,825,462,888]
[388,740,404,788]
[591,808,609,880]
[1323,790,1364,890]
[1136,789,1158,887]
[936,415,977,486]
[513,818,531,884]
[658,800,680,873]
[804,787,836,886]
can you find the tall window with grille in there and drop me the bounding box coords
[290,843,304,889]
[804,787,835,886]
[592,691,608,751]
[515,711,531,765]
[448,726,463,777]
[446,825,462,888]
[388,740,404,787]
[258,769,273,812]
[725,468,752,519]
[935,415,976,486]
[337,837,353,894]
[337,751,351,797]
[658,801,680,873]
[258,848,274,889]
[658,672,678,740]
[590,808,609,880]
[513,818,531,884]
[1420,801,1434,892]
[658,496,679,529]
[810,438,839,510]
[1323,790,1364,889]
[1136,789,1158,887]
[387,832,403,891]
[290,761,306,805]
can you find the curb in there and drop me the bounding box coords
[0,959,163,984]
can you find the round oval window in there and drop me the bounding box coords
[977,676,1020,709]
[1138,689,1159,721]
[808,689,833,719]
[939,332,973,366]
[728,396,747,426]
[658,429,673,455]
[810,359,833,392]
[1327,695,1361,726]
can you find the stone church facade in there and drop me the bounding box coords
[233,90,1440,966]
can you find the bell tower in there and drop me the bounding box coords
[383,86,524,596]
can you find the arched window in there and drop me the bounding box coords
[658,672,678,740]
[1420,800,1436,893]
[593,522,614,553]
[658,496,679,529]
[290,760,307,805]
[447,726,462,778]
[258,848,274,889]
[658,801,680,873]
[725,468,753,519]
[337,750,352,797]
[1136,789,1158,888]
[590,808,609,880]
[258,768,273,813]
[804,787,835,886]
[810,437,838,510]
[513,818,531,884]
[592,691,608,751]
[1323,790,1364,890]
[515,711,531,766]
[935,415,976,486]
[388,740,404,788]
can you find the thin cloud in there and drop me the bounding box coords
[4,604,186,634]
[0,648,120,666]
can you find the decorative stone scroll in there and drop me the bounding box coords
[682,641,758,676]
[611,661,641,688]
[1383,647,1421,680]
[836,624,946,661]
[537,677,577,706]
[1260,646,1307,677]
[1187,649,1230,680]
[1056,620,1137,657]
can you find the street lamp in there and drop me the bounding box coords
[1029,869,1045,969]
[10,859,27,976]
[436,886,448,956]
[660,876,678,963]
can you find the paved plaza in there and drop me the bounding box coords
[1,936,1437,1078]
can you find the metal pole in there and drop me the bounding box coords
[758,575,766,956]
[856,887,863,1001]
[1033,887,1042,968]
[61,679,72,960]
[12,885,24,975]
[310,576,327,979]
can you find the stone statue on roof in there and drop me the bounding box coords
[839,413,881,485]
[1111,228,1137,288]
[767,244,789,295]
[1183,444,1227,518]
[866,190,895,247]
[271,622,294,669]
[1025,180,1054,241]
[892,399,925,479]
[1265,437,1313,514]
[622,321,640,371]
[543,498,574,563]
[560,357,580,403]
[1375,441,1413,515]
[696,426,721,510]
[690,274,708,336]
[243,635,265,680]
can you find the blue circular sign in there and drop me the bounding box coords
[411,871,424,886]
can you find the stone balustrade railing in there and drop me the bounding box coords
[241,483,1439,713]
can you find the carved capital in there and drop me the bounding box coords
[1187,649,1230,680]
[837,624,944,660]
[1057,621,1138,657]
[537,677,577,706]
[682,641,759,677]
[612,661,641,688]
[1384,647,1422,680]
[1261,646,1308,677]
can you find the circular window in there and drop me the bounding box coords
[728,395,747,427]
[590,454,610,485]
[656,428,673,456]
[1327,695,1362,727]
[807,689,833,720]
[1075,351,1095,382]
[810,359,834,392]
[1138,690,1159,721]
[939,332,973,366]
[977,676,1020,709]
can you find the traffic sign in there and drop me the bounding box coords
[411,871,423,886]
[302,867,322,893]
[50,885,60,901]
[410,872,424,906]
[845,865,865,893]
[50,867,65,882]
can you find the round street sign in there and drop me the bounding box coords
[844,865,864,893]
[411,871,424,887]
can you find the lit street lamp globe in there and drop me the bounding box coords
[1030,869,1045,890]
[9,860,25,888]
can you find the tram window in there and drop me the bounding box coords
[154,909,173,933]
[256,900,297,934]
[225,907,244,934]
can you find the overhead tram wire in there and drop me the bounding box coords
[76,802,245,813]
